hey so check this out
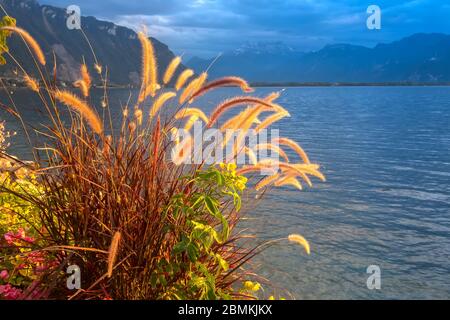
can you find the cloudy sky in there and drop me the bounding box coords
[41,0,450,58]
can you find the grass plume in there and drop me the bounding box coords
[137,31,158,102]
[208,97,280,128]
[175,107,209,123]
[275,175,303,190]
[255,111,290,132]
[94,63,102,74]
[23,74,39,92]
[190,76,253,101]
[288,234,311,255]
[54,90,103,134]
[163,56,181,84]
[73,79,89,98]
[0,26,46,65]
[175,69,194,91]
[254,143,289,162]
[179,72,207,104]
[107,232,122,278]
[150,91,176,117]
[274,137,311,164]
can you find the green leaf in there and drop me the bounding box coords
[220,216,230,242]
[216,254,229,271]
[190,194,204,209]
[150,273,158,288]
[186,242,199,262]
[204,196,219,216]
[164,263,173,274]
[158,274,167,286]
[215,171,225,186]
[0,16,16,66]
[172,241,187,255]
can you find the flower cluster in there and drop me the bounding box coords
[0,284,22,300]
[0,226,56,300]
[4,228,35,245]
[219,162,248,191]
[0,160,54,300]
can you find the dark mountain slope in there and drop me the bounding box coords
[0,0,186,85]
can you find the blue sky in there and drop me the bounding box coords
[42,0,450,58]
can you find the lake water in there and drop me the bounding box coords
[1,86,450,299]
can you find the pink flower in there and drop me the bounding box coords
[27,251,45,264]
[0,270,8,280]
[23,236,35,243]
[4,231,15,244]
[0,284,22,300]
[17,228,26,238]
[3,229,35,245]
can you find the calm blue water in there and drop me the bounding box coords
[1,86,450,299]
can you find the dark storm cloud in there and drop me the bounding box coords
[42,0,188,16]
[41,0,450,57]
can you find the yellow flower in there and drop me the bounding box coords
[236,181,246,191]
[243,280,261,292]
[252,282,261,291]
[243,281,254,291]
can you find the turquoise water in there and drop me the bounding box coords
[2,86,450,299]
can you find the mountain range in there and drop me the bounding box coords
[0,0,186,85]
[188,34,450,83]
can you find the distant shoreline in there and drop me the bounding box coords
[3,77,450,90]
[249,82,450,87]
